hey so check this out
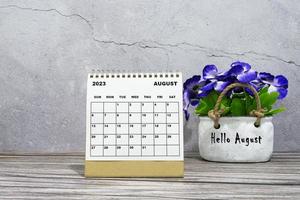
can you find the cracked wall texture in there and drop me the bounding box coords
[0,0,299,153]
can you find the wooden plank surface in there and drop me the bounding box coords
[0,153,299,199]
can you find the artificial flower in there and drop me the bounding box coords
[183,75,201,120]
[183,61,288,120]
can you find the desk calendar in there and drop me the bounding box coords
[85,72,184,177]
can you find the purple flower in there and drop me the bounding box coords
[249,79,266,91]
[236,70,257,83]
[198,65,234,96]
[258,73,288,99]
[219,61,257,96]
[202,65,218,80]
[214,81,231,92]
[231,61,251,71]
[258,72,274,83]
[183,61,288,120]
[198,80,216,97]
[183,75,201,120]
[197,62,257,97]
[228,61,257,83]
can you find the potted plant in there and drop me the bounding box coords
[184,61,288,162]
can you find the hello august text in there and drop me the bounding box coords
[211,132,262,146]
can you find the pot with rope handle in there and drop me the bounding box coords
[198,83,274,162]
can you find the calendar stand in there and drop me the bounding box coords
[85,161,184,177]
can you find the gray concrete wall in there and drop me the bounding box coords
[0,0,299,154]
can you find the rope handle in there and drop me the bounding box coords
[208,83,264,129]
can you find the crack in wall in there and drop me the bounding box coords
[1,4,299,67]
[93,39,170,51]
[0,5,93,30]
[208,54,234,59]
[243,51,300,67]
[95,40,300,67]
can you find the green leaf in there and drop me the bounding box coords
[265,107,286,116]
[260,91,279,110]
[194,86,284,117]
[232,92,245,98]
[195,99,209,116]
[220,95,231,116]
[268,92,279,105]
[245,92,254,114]
[205,90,219,109]
[220,105,230,115]
[249,101,257,114]
[195,90,223,116]
[230,98,246,116]
[221,96,231,106]
[259,86,269,95]
[207,90,230,114]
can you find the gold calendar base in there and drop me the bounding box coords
[85,160,184,177]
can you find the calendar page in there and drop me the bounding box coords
[86,72,183,161]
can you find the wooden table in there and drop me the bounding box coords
[0,153,299,199]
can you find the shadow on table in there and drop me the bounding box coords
[69,164,85,176]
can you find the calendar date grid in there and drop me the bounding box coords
[89,101,180,157]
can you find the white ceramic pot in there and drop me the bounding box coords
[198,117,274,162]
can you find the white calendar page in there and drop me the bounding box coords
[86,72,183,161]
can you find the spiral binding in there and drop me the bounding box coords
[89,70,181,79]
